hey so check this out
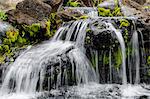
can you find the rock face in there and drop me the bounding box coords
[58,9,83,21]
[133,0,146,5]
[81,0,94,7]
[16,0,52,21]
[43,0,63,12]
[0,0,24,11]
[7,0,52,25]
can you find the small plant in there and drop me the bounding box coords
[0,55,5,64]
[147,56,150,65]
[6,29,19,42]
[119,19,130,28]
[114,48,122,71]
[93,0,103,6]
[0,10,7,21]
[97,0,123,17]
[23,23,41,37]
[112,7,122,16]
[67,0,81,7]
[103,53,109,65]
[98,7,113,17]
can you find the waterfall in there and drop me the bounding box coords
[106,23,127,84]
[0,13,149,98]
[0,19,98,96]
[132,30,140,84]
[0,40,98,94]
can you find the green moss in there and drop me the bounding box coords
[98,7,113,17]
[6,29,19,42]
[119,19,130,28]
[17,36,27,44]
[78,15,89,19]
[103,53,109,65]
[97,0,123,17]
[66,0,81,7]
[144,6,150,9]
[112,7,122,16]
[124,29,129,43]
[0,46,3,52]
[85,36,91,44]
[3,38,12,45]
[23,23,41,37]
[148,69,150,77]
[3,45,9,51]
[47,13,60,38]
[0,12,62,64]
[0,10,7,21]
[45,20,51,37]
[147,56,150,65]
[0,55,5,64]
[114,48,122,70]
[93,0,103,6]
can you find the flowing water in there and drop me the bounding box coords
[0,12,150,99]
[106,23,127,84]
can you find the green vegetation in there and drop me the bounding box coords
[0,12,61,64]
[0,29,23,64]
[144,6,150,9]
[114,48,122,71]
[98,7,113,17]
[112,6,122,16]
[23,23,41,37]
[97,0,123,17]
[103,53,109,65]
[147,56,150,65]
[0,10,7,21]
[98,6,123,17]
[119,19,130,28]
[93,0,103,6]
[66,0,81,7]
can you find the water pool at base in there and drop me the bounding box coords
[1,83,150,99]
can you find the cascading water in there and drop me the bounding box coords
[106,23,127,84]
[132,30,140,84]
[1,41,97,93]
[0,11,150,99]
[0,19,98,99]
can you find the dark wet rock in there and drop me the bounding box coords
[139,95,148,99]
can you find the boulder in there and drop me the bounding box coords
[6,0,52,25]
[16,0,52,21]
[0,0,24,11]
[57,9,83,21]
[43,0,63,12]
